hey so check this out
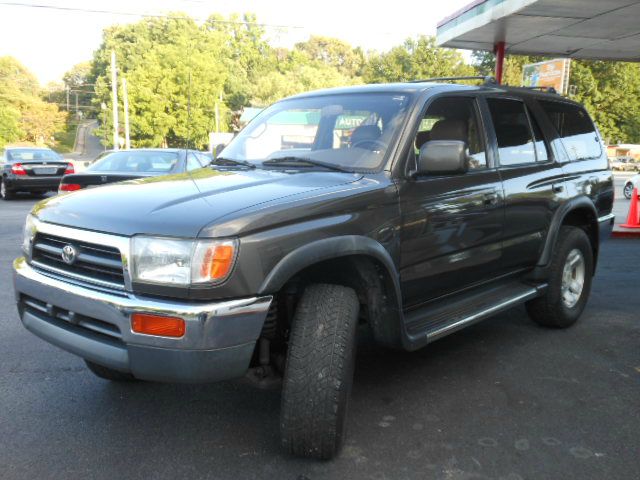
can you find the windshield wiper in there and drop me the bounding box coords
[210,157,256,169]
[262,156,354,173]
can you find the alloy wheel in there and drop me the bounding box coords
[561,248,586,309]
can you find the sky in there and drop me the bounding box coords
[0,0,473,85]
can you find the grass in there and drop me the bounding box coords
[53,120,81,153]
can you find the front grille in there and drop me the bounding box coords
[31,233,125,289]
[20,294,122,342]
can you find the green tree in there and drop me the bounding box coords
[0,56,66,147]
[92,14,229,149]
[0,105,22,148]
[63,61,94,117]
[295,36,365,78]
[364,36,474,83]
[205,13,274,112]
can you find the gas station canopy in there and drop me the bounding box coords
[437,0,640,61]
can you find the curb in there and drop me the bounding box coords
[72,123,84,153]
[612,229,640,238]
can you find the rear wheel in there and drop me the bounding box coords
[1,178,15,200]
[85,360,137,382]
[280,283,359,460]
[526,226,593,328]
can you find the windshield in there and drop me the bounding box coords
[8,149,61,162]
[222,93,412,171]
[87,151,179,173]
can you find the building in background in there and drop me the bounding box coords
[607,144,640,159]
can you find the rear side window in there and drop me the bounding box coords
[538,100,601,161]
[487,98,538,166]
[87,151,178,173]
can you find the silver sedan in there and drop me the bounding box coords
[623,173,640,199]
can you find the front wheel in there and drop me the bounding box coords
[280,283,360,460]
[526,226,593,328]
[623,182,634,199]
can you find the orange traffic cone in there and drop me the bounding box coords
[621,188,640,229]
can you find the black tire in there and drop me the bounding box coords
[623,183,634,200]
[1,177,15,200]
[85,360,137,381]
[526,226,593,328]
[280,283,360,460]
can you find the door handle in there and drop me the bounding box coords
[483,192,499,205]
[552,183,564,193]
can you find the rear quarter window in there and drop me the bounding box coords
[538,100,601,161]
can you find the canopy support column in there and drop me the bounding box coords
[494,41,506,84]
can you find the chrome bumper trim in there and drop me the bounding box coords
[13,257,272,351]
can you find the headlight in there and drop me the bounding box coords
[22,214,37,256]
[131,236,238,286]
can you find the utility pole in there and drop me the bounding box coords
[122,77,131,150]
[214,102,220,134]
[101,102,108,151]
[214,91,223,133]
[66,85,70,112]
[75,92,78,115]
[110,50,119,151]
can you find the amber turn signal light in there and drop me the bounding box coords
[199,244,235,281]
[131,313,185,338]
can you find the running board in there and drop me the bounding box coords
[403,282,547,350]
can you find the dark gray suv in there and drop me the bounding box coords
[13,78,614,459]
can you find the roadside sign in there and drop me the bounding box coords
[522,59,571,95]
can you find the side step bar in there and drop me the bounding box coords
[403,282,547,350]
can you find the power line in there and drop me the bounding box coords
[0,2,305,30]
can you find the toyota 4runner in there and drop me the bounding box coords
[13,78,614,459]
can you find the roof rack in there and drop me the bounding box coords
[522,86,558,94]
[409,76,497,85]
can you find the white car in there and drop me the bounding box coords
[623,173,640,199]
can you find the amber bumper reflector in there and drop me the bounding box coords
[131,313,185,338]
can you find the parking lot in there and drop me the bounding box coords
[1,189,639,480]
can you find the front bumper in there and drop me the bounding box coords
[13,257,272,383]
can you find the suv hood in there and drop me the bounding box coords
[34,168,362,237]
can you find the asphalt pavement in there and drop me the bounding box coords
[66,120,104,169]
[1,196,639,480]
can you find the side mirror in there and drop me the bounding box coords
[417,140,469,175]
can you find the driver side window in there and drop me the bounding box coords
[414,97,487,170]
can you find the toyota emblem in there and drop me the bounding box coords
[61,245,78,265]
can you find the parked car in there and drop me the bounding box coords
[58,148,211,193]
[611,156,638,171]
[623,172,640,198]
[1,147,73,200]
[13,79,614,459]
